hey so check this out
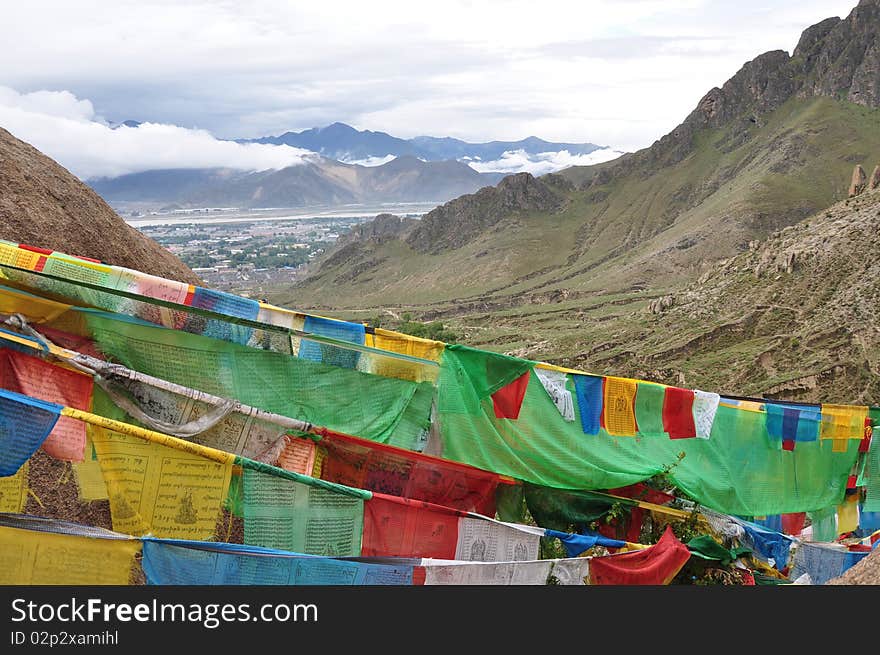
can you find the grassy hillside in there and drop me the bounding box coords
[263,98,880,403]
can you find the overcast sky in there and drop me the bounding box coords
[0,0,859,177]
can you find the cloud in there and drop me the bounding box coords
[467,148,624,175]
[341,154,397,167]
[0,1,859,152]
[0,86,312,179]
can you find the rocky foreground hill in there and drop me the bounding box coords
[0,127,198,283]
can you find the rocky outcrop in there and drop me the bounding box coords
[869,164,880,190]
[0,127,198,283]
[797,0,880,108]
[589,1,879,175]
[849,165,868,196]
[334,213,418,248]
[405,172,564,254]
[647,295,675,314]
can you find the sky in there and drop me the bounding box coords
[0,0,860,179]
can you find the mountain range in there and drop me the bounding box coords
[247,121,605,163]
[88,124,613,210]
[285,0,880,403]
[88,155,506,209]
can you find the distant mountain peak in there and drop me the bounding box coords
[319,122,359,133]
[110,119,142,129]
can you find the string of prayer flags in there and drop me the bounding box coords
[602,377,638,437]
[142,539,415,585]
[0,388,61,476]
[534,368,575,421]
[588,525,690,585]
[634,382,667,437]
[572,374,603,435]
[0,348,92,462]
[361,493,541,561]
[491,371,531,419]
[692,390,720,439]
[313,428,506,515]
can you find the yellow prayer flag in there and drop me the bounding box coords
[837,494,859,535]
[0,462,29,512]
[603,377,638,437]
[0,285,72,323]
[820,404,868,440]
[0,242,43,271]
[89,425,233,539]
[72,434,109,501]
[363,328,444,382]
[0,525,140,584]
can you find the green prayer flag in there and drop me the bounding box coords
[635,382,667,437]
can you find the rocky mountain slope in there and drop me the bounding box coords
[89,155,504,209]
[601,182,880,403]
[0,127,198,283]
[284,0,880,403]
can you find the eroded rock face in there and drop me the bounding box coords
[647,295,675,314]
[850,165,868,197]
[334,213,418,248]
[0,127,198,283]
[596,2,880,174]
[869,164,880,190]
[405,172,564,254]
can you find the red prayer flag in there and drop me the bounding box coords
[491,370,531,419]
[589,525,691,585]
[781,512,806,536]
[662,387,696,439]
[0,348,92,462]
[361,493,462,559]
[607,483,675,506]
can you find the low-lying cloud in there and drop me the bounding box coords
[467,148,624,175]
[0,86,312,180]
[341,154,397,167]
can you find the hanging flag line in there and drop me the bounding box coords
[0,317,317,434]
[3,240,874,418]
[0,385,369,500]
[56,406,371,499]
[0,321,515,494]
[1,313,873,528]
[0,385,550,550]
[0,513,594,586]
[0,262,439,371]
